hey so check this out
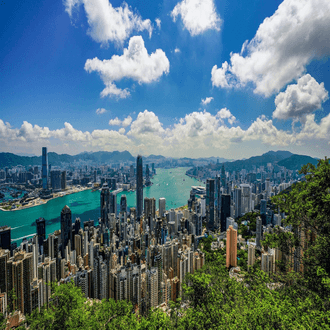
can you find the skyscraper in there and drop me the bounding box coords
[144,197,156,221]
[226,225,237,268]
[100,183,110,224]
[50,170,61,191]
[256,216,262,249]
[42,147,48,190]
[120,195,127,213]
[0,226,11,250]
[36,218,46,254]
[61,171,66,190]
[136,155,143,220]
[206,179,215,232]
[145,164,151,186]
[61,206,72,258]
[234,188,242,218]
[7,251,33,314]
[260,199,267,225]
[215,175,221,229]
[109,192,117,216]
[220,195,231,232]
[240,184,251,214]
[221,164,226,188]
[159,198,166,218]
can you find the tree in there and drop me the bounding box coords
[265,158,330,300]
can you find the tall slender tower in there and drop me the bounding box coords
[136,155,143,220]
[42,147,48,190]
[206,179,215,232]
[61,206,72,258]
[120,195,127,213]
[145,164,151,186]
[226,225,237,268]
[36,218,46,254]
[100,183,110,224]
[221,164,226,188]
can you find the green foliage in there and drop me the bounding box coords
[270,157,330,299]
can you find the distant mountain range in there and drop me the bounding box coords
[0,151,135,167]
[0,149,320,170]
[210,150,319,172]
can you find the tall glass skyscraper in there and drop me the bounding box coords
[206,179,215,232]
[61,205,72,258]
[36,218,46,254]
[136,155,143,220]
[42,147,48,190]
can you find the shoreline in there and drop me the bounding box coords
[0,187,93,212]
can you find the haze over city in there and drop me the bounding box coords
[1,0,329,159]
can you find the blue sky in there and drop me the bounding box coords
[0,0,329,159]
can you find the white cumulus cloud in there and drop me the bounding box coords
[2,108,330,157]
[174,48,180,53]
[96,108,107,115]
[171,0,221,36]
[201,97,213,105]
[122,115,133,127]
[216,108,236,125]
[109,117,121,126]
[211,0,330,97]
[273,74,329,121]
[155,18,161,29]
[85,36,170,98]
[64,0,152,46]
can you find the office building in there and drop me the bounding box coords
[100,183,110,224]
[0,226,11,250]
[109,192,117,216]
[226,225,237,268]
[159,198,166,218]
[215,175,221,229]
[42,147,48,190]
[36,218,46,254]
[220,195,231,232]
[145,164,151,186]
[221,164,226,188]
[206,179,215,231]
[50,170,61,191]
[260,199,267,225]
[120,195,127,214]
[61,171,66,190]
[256,217,262,249]
[136,155,143,220]
[234,188,242,218]
[61,205,72,258]
[144,197,156,220]
[240,184,251,214]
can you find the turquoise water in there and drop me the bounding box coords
[0,168,203,245]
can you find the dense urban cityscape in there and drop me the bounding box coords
[0,146,315,328]
[1,0,330,327]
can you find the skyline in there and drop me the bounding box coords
[1,0,330,159]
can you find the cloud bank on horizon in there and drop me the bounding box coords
[1,107,330,158]
[0,0,329,159]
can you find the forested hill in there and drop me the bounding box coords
[277,154,319,170]
[206,150,319,172]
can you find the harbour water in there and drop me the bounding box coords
[0,167,203,245]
